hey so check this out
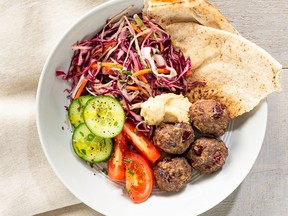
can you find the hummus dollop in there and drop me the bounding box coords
[140,93,192,125]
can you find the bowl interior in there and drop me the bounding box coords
[36,0,267,215]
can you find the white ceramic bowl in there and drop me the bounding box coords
[36,0,267,215]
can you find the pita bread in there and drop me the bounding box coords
[143,0,238,34]
[166,22,282,118]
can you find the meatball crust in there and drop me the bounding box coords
[189,99,230,137]
[153,157,192,192]
[153,123,195,154]
[186,137,228,174]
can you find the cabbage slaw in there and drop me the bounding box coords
[56,8,193,138]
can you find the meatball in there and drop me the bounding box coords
[153,157,192,192]
[186,137,228,174]
[153,123,195,154]
[189,99,230,137]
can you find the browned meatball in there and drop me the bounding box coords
[186,137,228,174]
[153,157,192,192]
[153,123,194,154]
[189,99,230,137]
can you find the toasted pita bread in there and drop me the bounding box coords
[166,23,282,118]
[143,0,238,34]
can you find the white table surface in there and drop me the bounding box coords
[1,0,287,215]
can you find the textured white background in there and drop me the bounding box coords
[0,0,287,215]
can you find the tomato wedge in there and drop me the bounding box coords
[108,132,127,181]
[123,121,161,163]
[124,151,154,203]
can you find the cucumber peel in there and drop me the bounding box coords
[68,95,93,127]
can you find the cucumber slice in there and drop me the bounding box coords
[83,96,125,138]
[68,96,93,127]
[72,123,113,163]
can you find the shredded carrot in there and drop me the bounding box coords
[101,62,123,69]
[139,75,148,83]
[103,66,115,75]
[92,42,116,57]
[132,68,171,77]
[91,63,98,69]
[131,23,147,38]
[92,47,103,57]
[131,23,142,34]
[139,88,149,97]
[74,79,88,99]
[76,66,81,73]
[159,41,164,53]
[132,69,152,77]
[125,85,141,91]
[186,71,193,76]
[125,85,149,97]
[104,41,117,48]
[129,68,148,82]
[156,68,170,74]
[102,66,109,70]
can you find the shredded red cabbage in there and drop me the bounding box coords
[56,11,196,138]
